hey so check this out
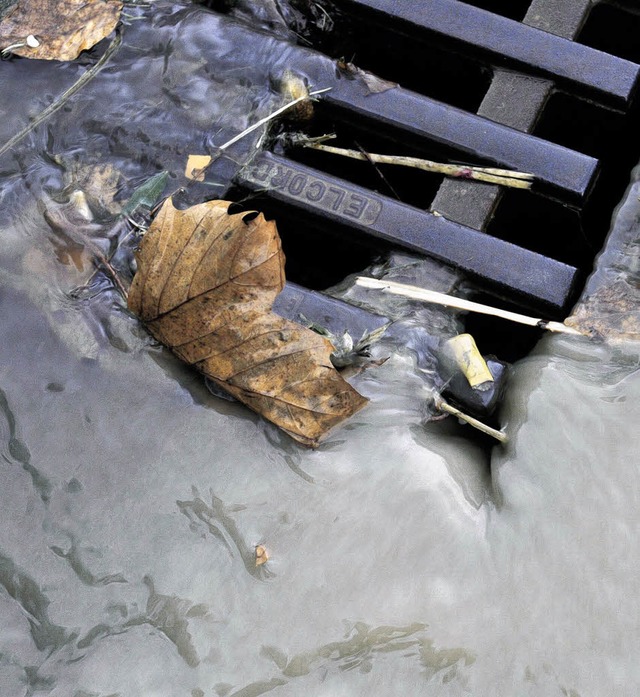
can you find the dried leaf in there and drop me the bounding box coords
[185,155,212,182]
[128,199,367,446]
[279,70,313,121]
[337,60,397,94]
[255,545,269,566]
[566,279,640,342]
[0,0,122,61]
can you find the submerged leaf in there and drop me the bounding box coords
[122,171,169,218]
[0,0,122,61]
[128,199,367,446]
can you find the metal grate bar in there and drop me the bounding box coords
[274,282,389,337]
[295,46,599,200]
[341,0,640,106]
[432,0,595,230]
[320,81,597,200]
[237,152,578,310]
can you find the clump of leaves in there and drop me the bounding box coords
[128,199,367,446]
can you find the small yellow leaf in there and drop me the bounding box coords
[255,545,269,566]
[185,155,212,181]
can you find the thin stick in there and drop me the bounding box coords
[433,393,507,443]
[303,141,534,189]
[355,277,584,336]
[186,87,332,184]
[219,88,331,153]
[0,32,123,158]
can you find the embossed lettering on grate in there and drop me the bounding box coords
[231,0,640,336]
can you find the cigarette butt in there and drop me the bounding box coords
[445,334,494,389]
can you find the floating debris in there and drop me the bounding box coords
[255,545,269,566]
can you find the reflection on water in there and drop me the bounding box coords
[1,1,639,696]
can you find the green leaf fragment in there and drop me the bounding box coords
[122,171,169,217]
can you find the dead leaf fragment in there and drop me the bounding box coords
[255,545,269,566]
[279,69,313,121]
[0,0,122,61]
[185,155,212,182]
[128,199,367,446]
[566,279,640,342]
[337,60,397,94]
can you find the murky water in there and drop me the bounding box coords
[1,2,639,696]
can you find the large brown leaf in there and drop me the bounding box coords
[128,199,367,446]
[0,0,122,61]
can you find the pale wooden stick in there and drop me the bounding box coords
[217,88,331,154]
[188,88,332,183]
[304,142,534,189]
[355,277,584,336]
[433,393,507,443]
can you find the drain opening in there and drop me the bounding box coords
[209,1,640,363]
[577,2,640,63]
[533,92,640,252]
[456,0,531,21]
[328,24,493,112]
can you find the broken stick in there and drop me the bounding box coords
[297,138,534,189]
[356,277,584,336]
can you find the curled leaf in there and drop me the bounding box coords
[255,545,269,566]
[128,199,367,446]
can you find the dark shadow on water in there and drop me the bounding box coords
[409,421,493,509]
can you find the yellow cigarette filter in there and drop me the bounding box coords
[444,333,494,389]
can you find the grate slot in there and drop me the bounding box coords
[457,0,530,21]
[339,0,640,107]
[577,2,640,64]
[237,152,578,311]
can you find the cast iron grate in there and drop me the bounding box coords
[224,0,640,354]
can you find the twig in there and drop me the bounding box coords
[300,140,534,189]
[433,393,507,443]
[44,209,129,300]
[88,244,129,300]
[0,31,123,158]
[355,277,585,336]
[354,139,401,200]
[220,88,331,153]
[179,87,332,186]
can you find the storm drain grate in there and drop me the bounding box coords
[224,0,640,333]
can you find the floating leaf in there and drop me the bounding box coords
[122,171,169,218]
[0,0,122,61]
[128,199,367,446]
[184,155,212,182]
[566,279,640,342]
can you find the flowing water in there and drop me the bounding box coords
[1,2,639,695]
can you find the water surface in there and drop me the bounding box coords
[1,3,639,696]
